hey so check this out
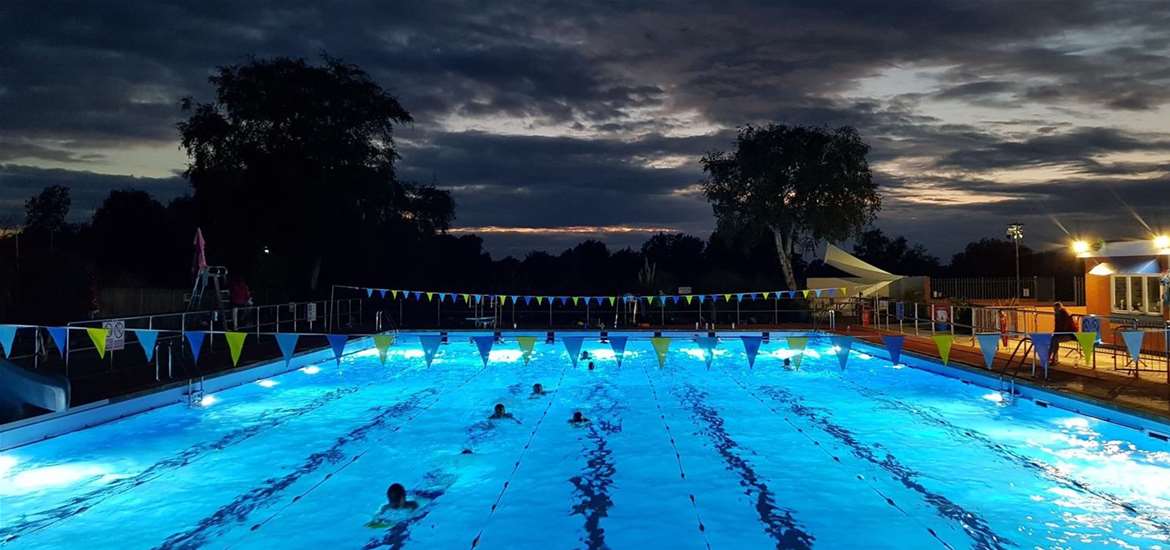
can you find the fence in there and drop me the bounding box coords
[930,276,1085,304]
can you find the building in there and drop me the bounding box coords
[1075,236,1169,348]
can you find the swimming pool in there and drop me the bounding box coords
[2,332,1169,549]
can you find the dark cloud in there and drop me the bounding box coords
[3,0,1170,255]
[0,164,188,224]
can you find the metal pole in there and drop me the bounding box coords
[1014,239,1021,300]
[328,285,336,332]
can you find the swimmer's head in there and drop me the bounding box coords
[461,448,473,455]
[494,403,506,416]
[387,483,407,506]
[572,411,584,422]
[532,383,543,394]
[588,361,595,370]
[783,358,792,366]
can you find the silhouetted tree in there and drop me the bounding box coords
[23,184,72,249]
[701,124,880,290]
[852,228,940,275]
[947,238,1033,277]
[178,55,452,293]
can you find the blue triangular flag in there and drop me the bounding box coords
[185,331,206,364]
[831,335,853,370]
[558,296,568,306]
[0,325,18,358]
[418,335,442,367]
[134,329,160,362]
[1120,331,1145,364]
[276,333,299,365]
[562,336,585,367]
[1031,333,1053,370]
[736,293,745,301]
[366,288,374,298]
[670,295,680,304]
[45,327,68,356]
[412,291,422,301]
[975,333,1000,369]
[471,335,494,367]
[881,335,904,365]
[609,336,628,366]
[740,335,762,368]
[524,296,533,305]
[695,336,718,368]
[326,334,348,365]
[697,295,706,303]
[378,289,388,299]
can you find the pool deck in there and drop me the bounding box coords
[845,326,1170,423]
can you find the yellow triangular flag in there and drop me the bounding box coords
[932,334,954,365]
[391,290,399,299]
[462,293,470,303]
[1075,332,1097,363]
[537,296,545,305]
[651,337,671,368]
[684,295,694,304]
[838,287,847,297]
[763,291,771,300]
[572,296,580,306]
[723,293,732,302]
[225,332,247,366]
[86,327,108,359]
[786,336,808,369]
[425,292,433,302]
[498,295,507,304]
[608,296,616,306]
[373,334,395,365]
[516,336,537,366]
[801,290,811,299]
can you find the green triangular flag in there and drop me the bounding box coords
[651,337,671,368]
[516,336,537,366]
[1074,332,1096,364]
[537,296,545,305]
[932,334,954,365]
[86,328,108,359]
[373,333,395,365]
[391,290,400,299]
[225,332,247,366]
[723,293,732,302]
[571,296,580,306]
[786,336,808,369]
[684,295,693,304]
[801,290,811,299]
[763,291,771,300]
[608,296,616,306]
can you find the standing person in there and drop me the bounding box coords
[1050,302,1077,366]
[228,273,252,330]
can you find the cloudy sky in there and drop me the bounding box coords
[3,1,1170,258]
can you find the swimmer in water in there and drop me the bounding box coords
[580,350,591,361]
[587,361,595,371]
[532,383,545,396]
[489,403,520,423]
[783,358,792,370]
[385,483,418,510]
[568,410,590,426]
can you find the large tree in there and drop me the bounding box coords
[852,228,941,275]
[701,124,880,290]
[178,55,452,292]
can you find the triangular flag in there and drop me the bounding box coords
[572,296,580,306]
[537,296,545,305]
[516,336,537,366]
[366,288,374,298]
[427,292,435,302]
[412,291,422,301]
[697,294,706,303]
[814,289,823,297]
[1120,331,1145,364]
[185,330,205,364]
[801,290,811,299]
[608,296,616,306]
[392,290,400,299]
[831,335,853,369]
[736,293,745,302]
[1075,332,1097,363]
[724,293,732,302]
[471,335,495,367]
[787,337,808,369]
[558,296,568,306]
[326,334,348,365]
[838,288,847,298]
[882,335,904,365]
[932,334,954,365]
[741,336,762,368]
[524,296,533,305]
[651,337,671,368]
[684,295,693,305]
[1031,333,1053,370]
[975,333,1000,369]
[462,293,470,303]
[276,333,299,365]
[225,332,247,366]
[378,289,388,299]
[418,335,442,367]
[134,329,159,362]
[0,325,18,358]
[694,336,718,369]
[373,334,395,365]
[763,291,771,300]
[562,336,585,367]
[609,336,628,366]
[46,326,69,356]
[825,288,836,297]
[498,295,506,305]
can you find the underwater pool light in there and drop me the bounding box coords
[302,365,321,375]
[257,379,278,388]
[199,395,218,407]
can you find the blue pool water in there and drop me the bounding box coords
[2,332,1170,549]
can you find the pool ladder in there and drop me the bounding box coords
[187,376,206,407]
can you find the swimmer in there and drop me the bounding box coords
[385,483,418,510]
[461,448,473,455]
[568,410,590,426]
[587,361,595,371]
[531,383,545,396]
[783,358,792,370]
[488,403,520,423]
[580,350,591,360]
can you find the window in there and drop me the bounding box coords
[1112,274,1165,315]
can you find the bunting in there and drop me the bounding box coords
[881,335,904,365]
[1074,332,1097,364]
[741,335,762,369]
[516,336,537,366]
[134,329,159,362]
[650,336,671,368]
[0,325,17,358]
[975,333,1000,369]
[472,335,495,367]
[684,295,693,305]
[276,333,299,365]
[225,332,247,367]
[562,336,585,367]
[1120,331,1145,364]
[185,330,205,364]
[694,336,718,369]
[1031,333,1053,370]
[609,335,628,367]
[831,335,853,369]
[326,334,348,365]
[786,336,808,369]
[373,334,395,365]
[46,326,69,356]
[932,334,954,365]
[418,335,443,368]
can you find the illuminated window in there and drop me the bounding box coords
[1112,275,1164,315]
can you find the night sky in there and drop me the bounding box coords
[3,1,1169,257]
